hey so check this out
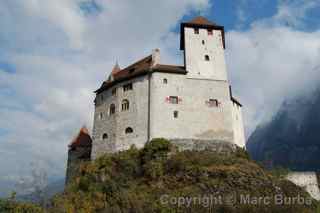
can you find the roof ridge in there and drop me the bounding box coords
[122,54,152,70]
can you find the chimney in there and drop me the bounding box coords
[152,48,160,67]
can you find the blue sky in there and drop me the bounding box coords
[0,0,320,197]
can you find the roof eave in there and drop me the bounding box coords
[94,68,187,94]
[180,23,226,50]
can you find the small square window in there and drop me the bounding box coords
[205,55,210,61]
[194,28,199,34]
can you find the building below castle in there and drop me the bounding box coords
[91,16,245,159]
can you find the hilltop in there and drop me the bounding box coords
[1,139,319,212]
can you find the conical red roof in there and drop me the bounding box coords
[69,126,92,149]
[111,62,121,75]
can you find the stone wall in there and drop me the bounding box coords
[91,75,149,159]
[286,172,320,201]
[149,72,235,144]
[170,139,237,154]
[65,146,91,185]
[231,102,246,147]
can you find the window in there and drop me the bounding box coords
[125,127,133,134]
[194,28,199,34]
[123,83,133,92]
[121,99,130,111]
[109,104,116,115]
[208,29,213,35]
[99,112,103,120]
[102,133,108,140]
[205,55,210,61]
[169,96,179,104]
[112,88,117,96]
[202,40,205,45]
[163,78,168,84]
[101,94,104,101]
[207,99,219,107]
[174,111,179,118]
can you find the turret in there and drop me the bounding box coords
[65,126,92,185]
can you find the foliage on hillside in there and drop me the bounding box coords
[0,196,44,213]
[49,139,318,213]
[1,139,319,212]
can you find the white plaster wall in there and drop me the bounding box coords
[286,172,320,201]
[91,76,149,159]
[150,72,234,143]
[184,27,227,81]
[231,103,246,148]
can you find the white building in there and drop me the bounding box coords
[91,16,245,159]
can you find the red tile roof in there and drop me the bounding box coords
[95,55,187,94]
[69,127,92,149]
[186,16,219,27]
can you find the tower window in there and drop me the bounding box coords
[109,104,116,115]
[102,133,108,140]
[112,88,117,96]
[121,99,130,111]
[205,55,210,61]
[194,28,199,34]
[208,29,213,35]
[202,40,205,45]
[99,113,103,120]
[207,99,219,107]
[125,127,133,134]
[174,111,179,118]
[123,83,133,91]
[163,78,168,84]
[168,96,179,104]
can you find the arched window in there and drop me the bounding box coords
[109,103,116,115]
[163,78,168,84]
[102,133,108,140]
[121,99,130,111]
[202,40,205,45]
[125,127,133,134]
[205,55,210,61]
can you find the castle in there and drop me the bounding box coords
[90,16,245,159]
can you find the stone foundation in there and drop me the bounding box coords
[170,139,237,154]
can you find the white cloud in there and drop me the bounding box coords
[0,0,210,194]
[226,0,320,135]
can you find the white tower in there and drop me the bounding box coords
[180,16,228,81]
